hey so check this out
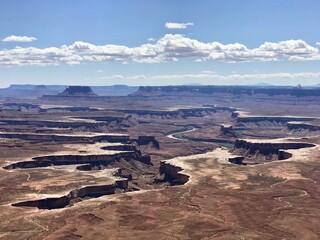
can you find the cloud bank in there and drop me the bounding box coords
[0,34,319,66]
[100,72,320,82]
[165,22,194,29]
[2,35,37,42]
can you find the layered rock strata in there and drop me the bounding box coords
[234,139,315,155]
[12,180,129,210]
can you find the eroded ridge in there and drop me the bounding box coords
[3,133,161,209]
[12,181,129,210]
[3,150,144,170]
[231,138,316,165]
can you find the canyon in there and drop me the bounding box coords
[0,85,320,239]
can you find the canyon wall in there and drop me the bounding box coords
[235,139,315,155]
[12,179,128,210]
[0,132,130,143]
[287,122,320,131]
[159,161,189,185]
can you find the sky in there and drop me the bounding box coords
[0,0,320,87]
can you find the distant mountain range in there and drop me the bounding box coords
[183,83,203,86]
[253,82,274,87]
[0,84,139,99]
[2,83,320,99]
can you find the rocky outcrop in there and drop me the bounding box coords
[45,106,98,112]
[234,139,315,155]
[202,105,237,113]
[228,156,245,165]
[3,151,142,170]
[287,122,320,131]
[41,86,108,100]
[0,132,130,143]
[136,136,160,148]
[13,196,70,209]
[12,180,129,210]
[220,124,237,138]
[120,107,216,119]
[159,161,189,185]
[0,119,103,129]
[221,125,233,133]
[59,86,98,96]
[78,116,126,123]
[3,141,156,169]
[101,145,137,151]
[237,116,314,123]
[278,150,293,160]
[0,103,44,112]
[76,164,98,171]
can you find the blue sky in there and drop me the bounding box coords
[0,0,320,87]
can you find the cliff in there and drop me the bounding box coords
[12,180,128,209]
[287,121,320,131]
[59,86,98,96]
[0,132,130,143]
[159,161,189,185]
[3,150,143,170]
[234,139,315,155]
[41,86,105,100]
[133,86,320,97]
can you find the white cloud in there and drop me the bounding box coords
[316,42,320,46]
[2,35,37,42]
[101,74,124,80]
[99,72,320,84]
[165,22,194,29]
[0,34,319,66]
[201,70,216,74]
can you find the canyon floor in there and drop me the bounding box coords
[1,87,320,239]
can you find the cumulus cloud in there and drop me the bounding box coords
[165,22,194,29]
[0,34,319,66]
[0,45,81,66]
[2,35,37,42]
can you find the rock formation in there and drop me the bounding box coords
[0,132,130,143]
[287,121,320,131]
[133,86,320,97]
[219,124,237,137]
[3,150,145,170]
[237,116,314,123]
[159,161,189,185]
[41,86,103,100]
[136,136,160,148]
[121,107,216,119]
[59,86,98,96]
[228,156,245,165]
[12,181,129,209]
[234,139,315,155]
